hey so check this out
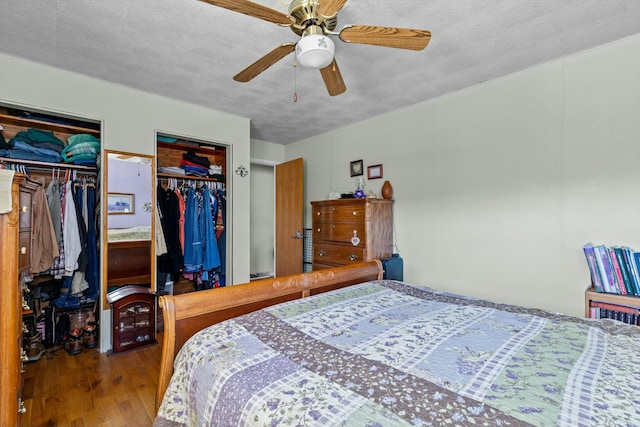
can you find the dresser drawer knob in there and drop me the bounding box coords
[352,211,356,215]
[22,205,28,213]
[319,249,326,256]
[20,247,27,255]
[349,254,358,261]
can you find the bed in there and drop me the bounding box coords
[106,226,153,289]
[154,261,640,426]
[107,225,152,242]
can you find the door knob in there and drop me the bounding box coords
[291,230,304,239]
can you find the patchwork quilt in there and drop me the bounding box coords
[154,280,640,426]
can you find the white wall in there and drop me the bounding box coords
[251,138,285,163]
[0,53,252,351]
[285,35,640,318]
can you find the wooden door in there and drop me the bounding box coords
[275,158,304,276]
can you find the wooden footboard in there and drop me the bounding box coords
[155,260,383,411]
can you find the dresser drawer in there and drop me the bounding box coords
[312,262,335,271]
[313,222,366,245]
[18,191,32,231]
[18,231,31,271]
[313,204,366,222]
[313,243,365,266]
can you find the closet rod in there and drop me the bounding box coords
[158,177,225,189]
[0,157,97,171]
[6,165,98,176]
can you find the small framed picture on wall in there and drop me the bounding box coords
[107,193,135,214]
[350,159,364,177]
[367,164,383,179]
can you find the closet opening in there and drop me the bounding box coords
[249,161,275,280]
[0,103,102,419]
[155,132,230,295]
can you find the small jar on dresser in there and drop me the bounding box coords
[311,198,393,270]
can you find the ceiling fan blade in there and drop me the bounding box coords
[318,0,348,17]
[199,0,294,26]
[320,59,346,96]
[233,43,296,82]
[339,25,431,51]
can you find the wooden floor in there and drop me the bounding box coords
[19,337,161,427]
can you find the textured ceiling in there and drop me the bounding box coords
[0,0,638,144]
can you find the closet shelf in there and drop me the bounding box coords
[157,140,224,153]
[0,113,100,137]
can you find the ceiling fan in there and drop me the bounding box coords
[200,0,431,96]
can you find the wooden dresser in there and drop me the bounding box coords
[0,172,38,425]
[311,198,393,270]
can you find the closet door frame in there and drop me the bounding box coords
[154,131,231,290]
[102,150,156,310]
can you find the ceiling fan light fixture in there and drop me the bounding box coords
[296,33,335,69]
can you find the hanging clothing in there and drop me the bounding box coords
[45,178,62,243]
[183,187,202,273]
[201,186,220,271]
[157,184,183,274]
[174,188,186,254]
[83,183,99,298]
[48,179,67,278]
[157,177,226,290]
[215,188,227,286]
[155,207,168,256]
[63,180,81,272]
[30,178,59,274]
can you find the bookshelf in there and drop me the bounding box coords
[585,287,640,323]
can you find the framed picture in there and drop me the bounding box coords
[107,193,135,214]
[367,164,383,179]
[350,159,364,177]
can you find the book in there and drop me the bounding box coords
[629,250,640,294]
[622,247,640,295]
[593,307,639,325]
[613,247,634,295]
[590,300,640,315]
[583,243,604,292]
[609,247,627,294]
[590,300,640,325]
[594,245,615,293]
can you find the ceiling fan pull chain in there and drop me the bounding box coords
[293,59,298,102]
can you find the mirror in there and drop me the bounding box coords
[103,150,155,307]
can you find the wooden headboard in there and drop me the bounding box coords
[155,260,383,411]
